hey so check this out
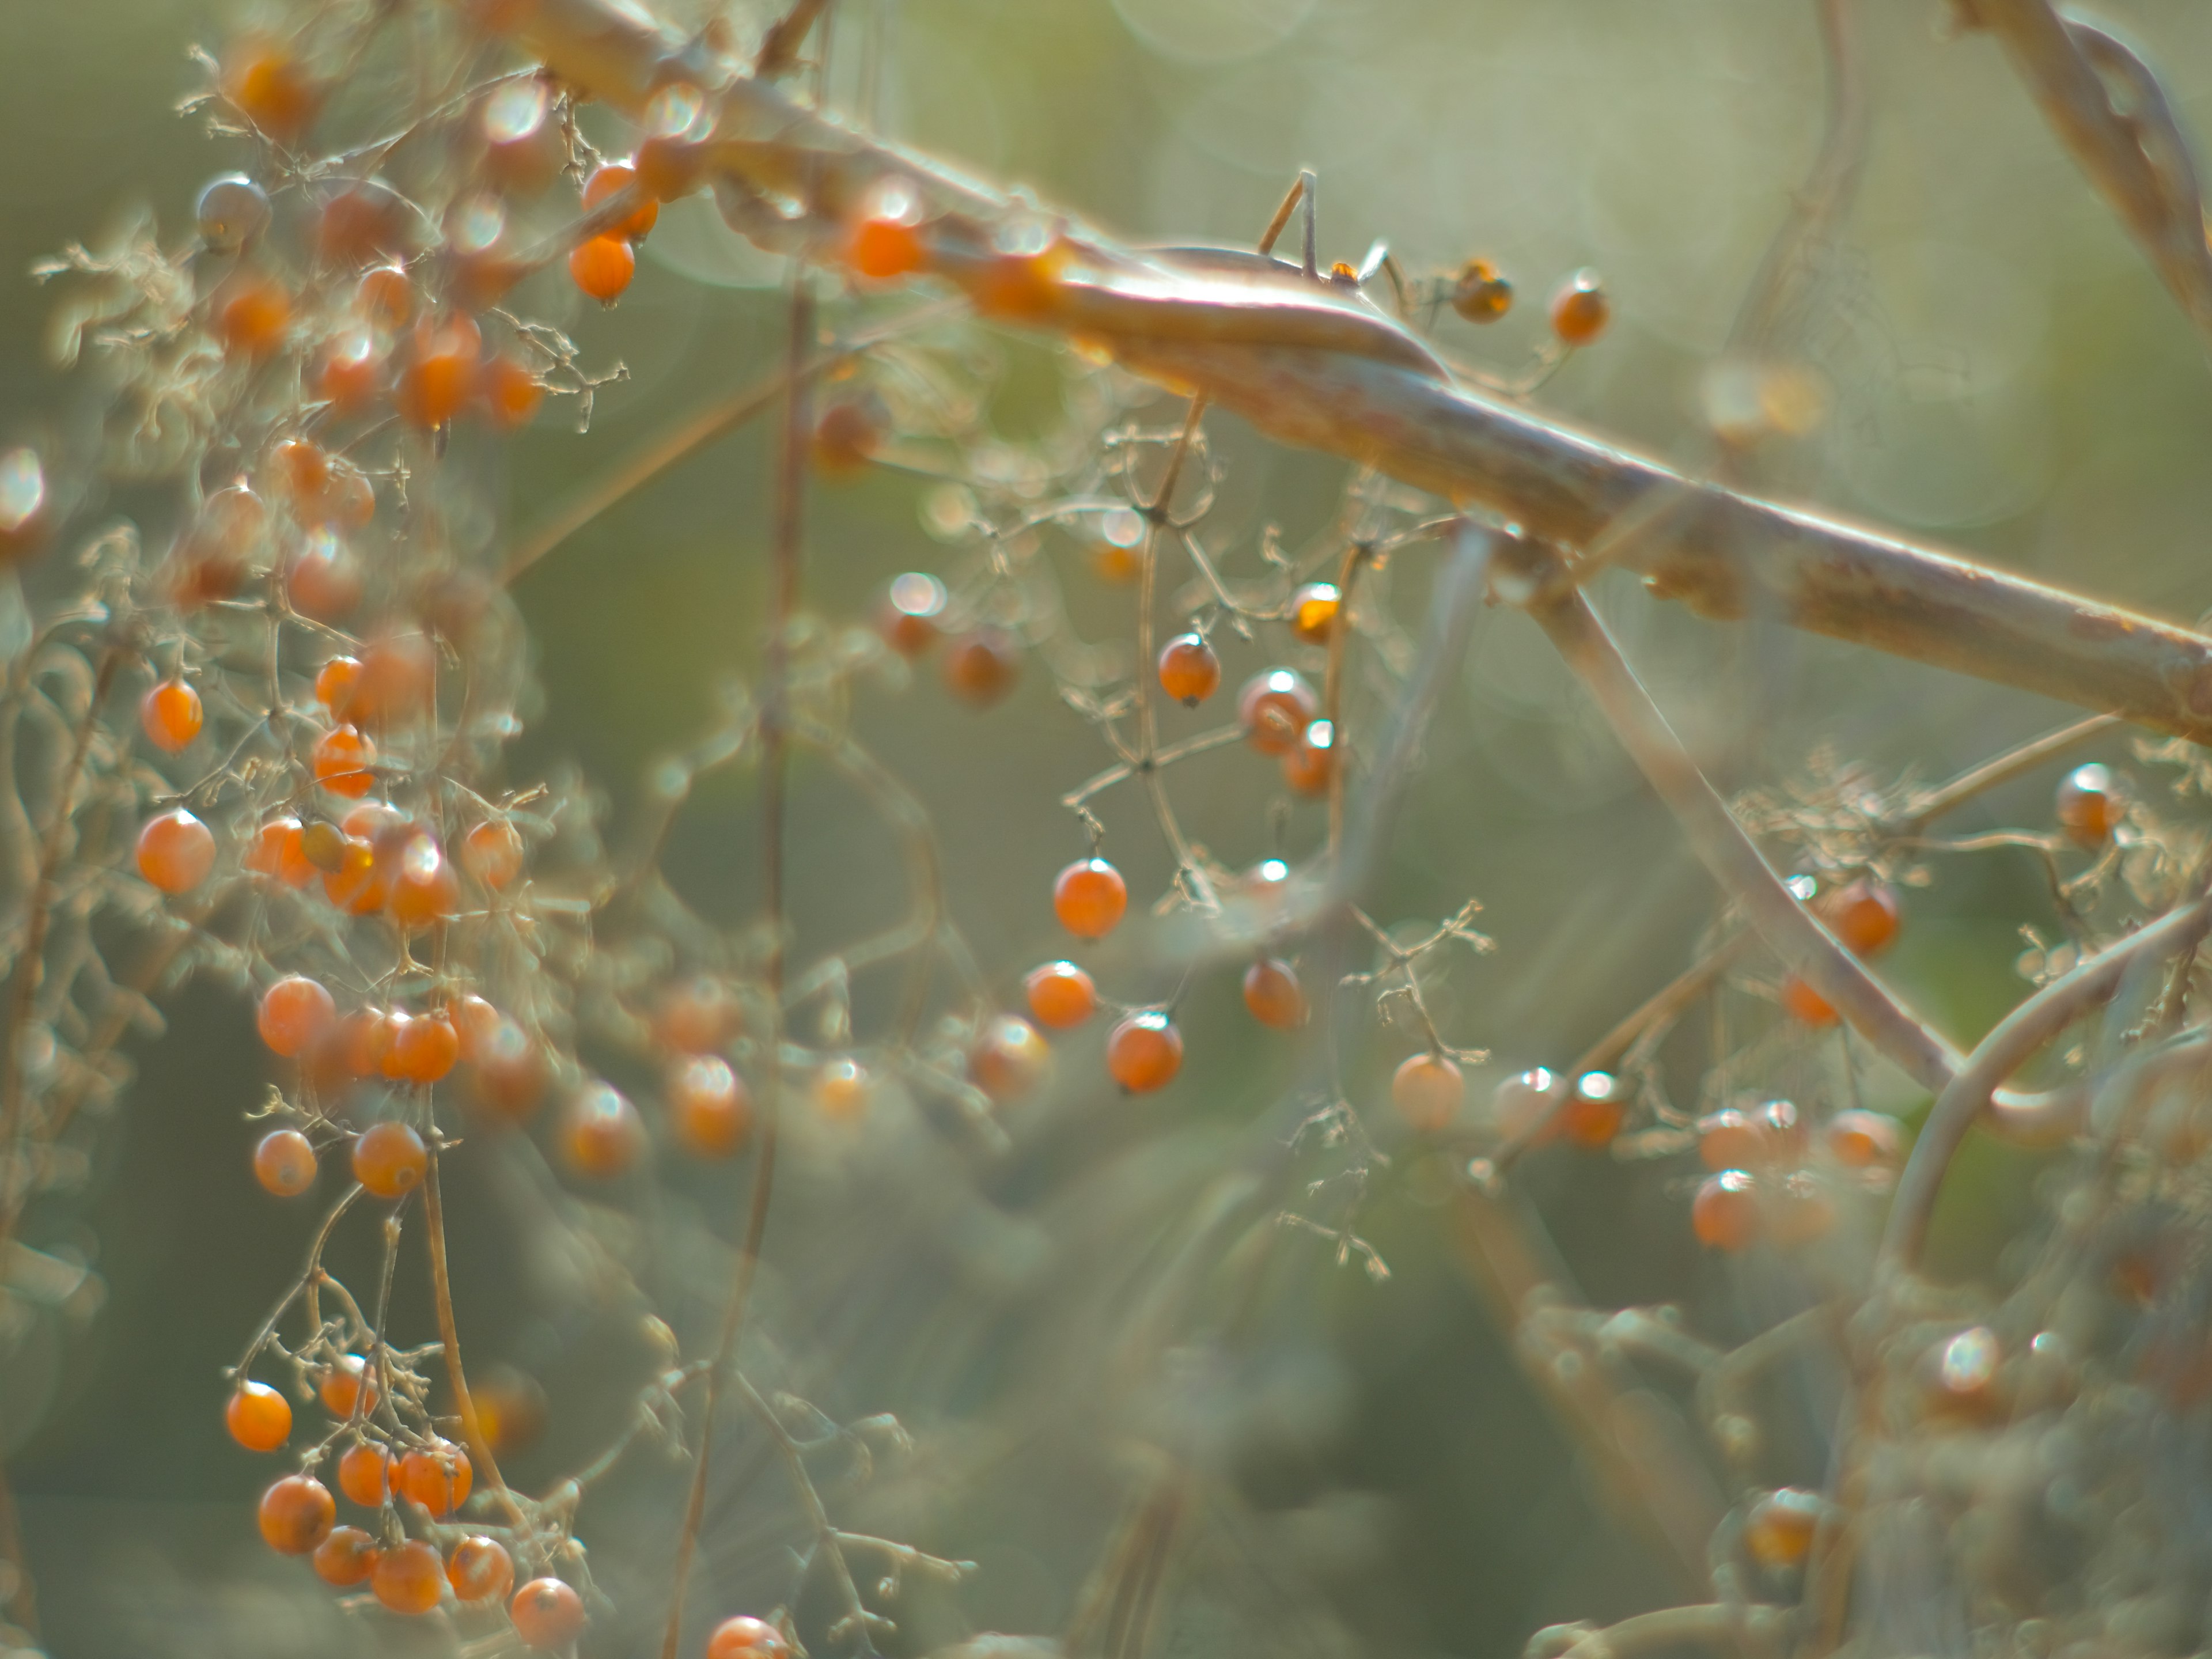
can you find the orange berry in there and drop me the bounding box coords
[226,1380,293,1450]
[481,79,562,194]
[257,1474,336,1554]
[1391,1053,1463,1132]
[316,183,411,270]
[352,1120,427,1199]
[1826,1108,1902,1169]
[135,808,217,894]
[847,213,926,283]
[323,835,388,914]
[1696,1109,1767,1172]
[1449,257,1513,323]
[1157,633,1220,706]
[1548,268,1611,347]
[1927,1326,2002,1415]
[569,234,637,304]
[313,725,377,797]
[1053,857,1127,939]
[169,480,267,606]
[709,1615,790,1659]
[315,655,363,713]
[385,1010,461,1084]
[1105,1012,1183,1092]
[2057,763,2124,846]
[1745,1488,1825,1570]
[878,571,947,657]
[388,838,461,931]
[286,531,362,620]
[654,976,741,1054]
[1692,1169,1763,1251]
[0,447,48,560]
[313,1524,380,1588]
[1237,668,1317,756]
[451,994,502,1063]
[397,314,483,430]
[1489,1068,1559,1141]
[669,1056,752,1157]
[975,246,1066,319]
[472,1367,550,1455]
[1781,975,1838,1027]
[1289,582,1340,645]
[140,678,204,752]
[1823,879,1900,956]
[398,1442,472,1517]
[1241,958,1306,1030]
[562,1082,644,1177]
[943,630,1020,706]
[213,271,293,359]
[268,436,330,503]
[511,1577,586,1650]
[244,817,313,888]
[462,819,527,889]
[350,632,437,725]
[257,975,336,1058]
[1281,719,1336,796]
[1560,1070,1626,1148]
[449,1536,516,1605]
[635,82,712,198]
[471,1019,549,1123]
[813,398,886,478]
[969,1014,1049,1102]
[373,1537,445,1614]
[812,1057,872,1121]
[1772,1170,1838,1247]
[337,1441,392,1506]
[480,354,545,430]
[253,1128,317,1198]
[582,161,659,240]
[196,173,271,252]
[357,263,414,328]
[316,328,386,414]
[312,464,379,532]
[1024,960,1097,1030]
[320,1354,381,1419]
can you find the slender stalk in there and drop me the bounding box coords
[423,1147,527,1528]
[1894,713,2117,831]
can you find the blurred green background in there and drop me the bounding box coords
[5,1,2212,1655]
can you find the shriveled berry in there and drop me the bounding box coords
[1024,960,1098,1030]
[258,1474,336,1554]
[253,1128,317,1198]
[1105,1012,1182,1092]
[352,1120,427,1199]
[1053,858,1127,939]
[226,1380,293,1450]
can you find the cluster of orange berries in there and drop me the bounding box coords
[1778,876,1902,1029]
[1688,1101,1902,1253]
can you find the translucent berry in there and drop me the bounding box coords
[449,1535,516,1605]
[812,1057,872,1121]
[1242,958,1306,1030]
[1105,1012,1183,1092]
[463,819,526,888]
[314,1524,380,1588]
[213,271,293,359]
[196,173,271,251]
[1696,1109,1766,1172]
[135,808,217,894]
[350,632,437,725]
[879,571,947,657]
[257,975,336,1058]
[397,314,484,430]
[1780,976,1838,1028]
[813,397,886,476]
[1548,269,1611,346]
[253,1128,317,1198]
[846,184,926,283]
[1692,1169,1763,1251]
[338,1441,392,1506]
[480,355,545,429]
[511,1578,586,1650]
[397,1442,472,1517]
[315,656,362,713]
[313,725,377,797]
[258,1474,336,1554]
[1281,719,1336,796]
[244,816,314,888]
[1449,257,1512,323]
[357,263,414,328]
[1489,1067,1558,1141]
[709,1616,790,1659]
[1053,857,1127,939]
[1024,960,1098,1030]
[1826,1108,1902,1169]
[1391,1053,1463,1132]
[471,1020,550,1123]
[373,1537,445,1614]
[969,1014,1049,1102]
[286,531,362,620]
[0,448,47,559]
[669,1056,752,1157]
[1157,633,1220,706]
[353,1120,428,1199]
[582,160,659,239]
[654,976,740,1054]
[141,678,204,753]
[944,630,1020,706]
[1560,1071,1625,1147]
[226,1380,293,1450]
[388,836,461,930]
[381,1010,460,1084]
[1823,879,1900,956]
[563,1082,645,1177]
[1289,582,1340,645]
[569,234,637,304]
[2056,763,2124,847]
[1238,668,1318,756]
[316,328,386,414]
[1745,1488,1825,1569]
[320,1354,381,1418]
[482,79,562,193]
[315,182,411,270]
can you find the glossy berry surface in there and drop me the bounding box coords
[1105,1012,1182,1092]
[1237,669,1317,756]
[669,1056,752,1157]
[1824,879,1900,955]
[226,1380,292,1451]
[1241,958,1306,1030]
[258,1474,336,1554]
[1391,1053,1463,1131]
[449,1535,516,1604]
[1053,858,1128,939]
[570,234,637,303]
[1024,960,1098,1030]
[338,1441,392,1506]
[253,1128,317,1198]
[373,1537,445,1614]
[709,1615,790,1659]
[2057,763,2123,846]
[1745,1487,1825,1569]
[398,1442,472,1516]
[257,975,336,1057]
[969,1014,1049,1101]
[1289,582,1340,644]
[141,678,204,752]
[312,725,376,797]
[582,161,660,239]
[1157,633,1220,705]
[352,1120,428,1199]
[511,1577,586,1650]
[1548,269,1611,346]
[1560,1071,1626,1147]
[1692,1169,1763,1251]
[563,1082,645,1177]
[313,1525,380,1588]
